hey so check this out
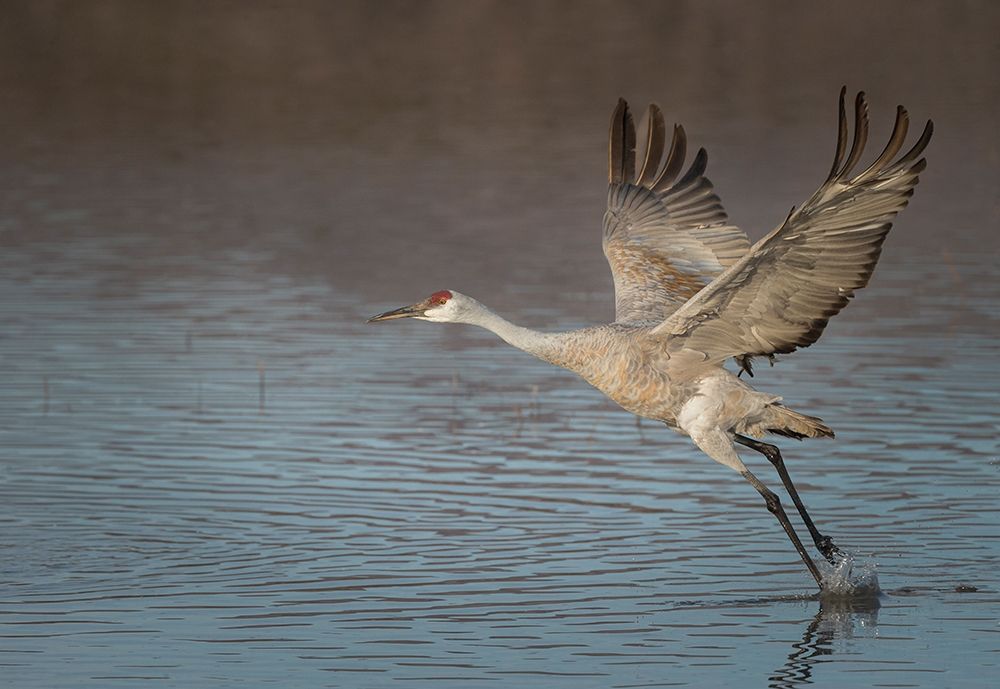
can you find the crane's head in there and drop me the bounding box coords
[367,290,468,324]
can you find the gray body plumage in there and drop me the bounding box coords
[463,304,811,461]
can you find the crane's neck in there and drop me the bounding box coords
[462,304,559,363]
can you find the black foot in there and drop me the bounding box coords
[817,534,842,564]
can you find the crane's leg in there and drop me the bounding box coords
[680,421,824,588]
[734,434,841,564]
[740,467,824,587]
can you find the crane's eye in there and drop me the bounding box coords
[429,290,453,305]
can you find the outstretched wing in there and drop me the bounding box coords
[605,99,750,325]
[651,89,933,369]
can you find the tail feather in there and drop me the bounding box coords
[759,404,835,440]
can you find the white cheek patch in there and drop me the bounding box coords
[420,304,452,322]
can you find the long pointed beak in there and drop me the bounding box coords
[367,304,425,323]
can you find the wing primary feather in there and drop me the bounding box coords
[653,124,687,191]
[609,98,636,184]
[837,91,869,180]
[609,99,624,183]
[782,205,796,227]
[893,119,934,168]
[622,104,637,184]
[636,105,666,186]
[854,105,909,182]
[825,86,849,184]
[674,147,709,190]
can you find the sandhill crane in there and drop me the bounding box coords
[368,89,932,588]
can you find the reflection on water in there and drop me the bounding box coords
[1,2,999,688]
[770,597,880,689]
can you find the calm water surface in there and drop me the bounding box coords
[0,238,997,688]
[1,3,998,688]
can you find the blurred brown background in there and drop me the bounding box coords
[0,0,996,308]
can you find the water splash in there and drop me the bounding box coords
[819,551,881,600]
